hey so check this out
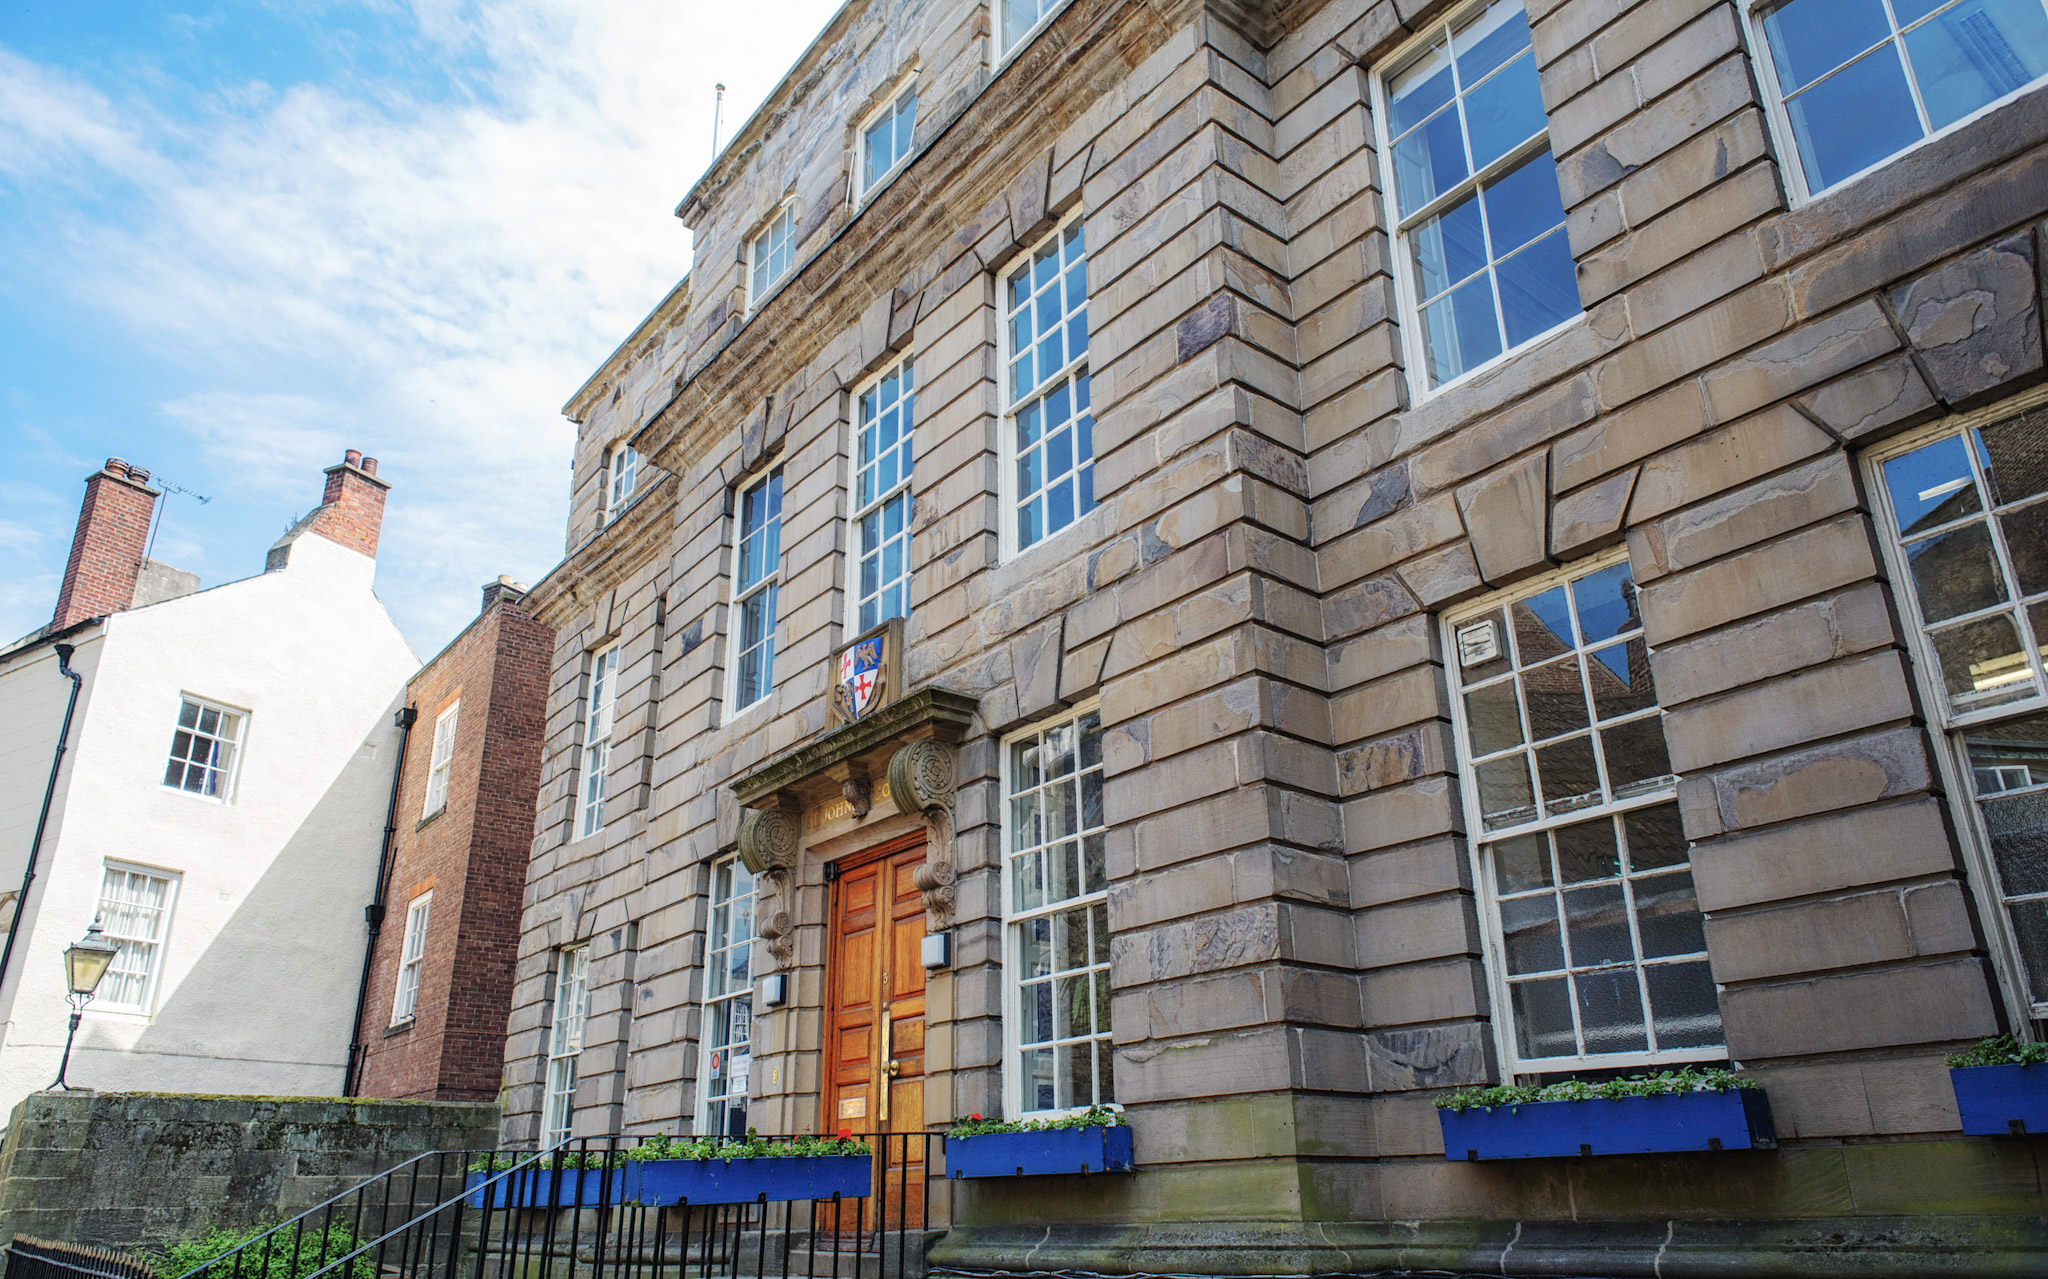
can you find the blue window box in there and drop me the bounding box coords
[623,1154,873,1206]
[1951,1064,2048,1136]
[463,1167,621,1209]
[1438,1089,1776,1160]
[943,1125,1135,1178]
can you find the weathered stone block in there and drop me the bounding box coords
[1661,648,1912,773]
[1549,465,1635,558]
[1625,403,1835,531]
[1689,724,1934,835]
[1795,354,1940,443]
[1631,453,1858,580]
[1453,452,1548,586]
[1364,1023,1490,1092]
[1889,230,2044,409]
[1689,798,1959,911]
[1395,541,1483,608]
[1720,958,1997,1058]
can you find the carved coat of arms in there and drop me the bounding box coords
[829,617,903,727]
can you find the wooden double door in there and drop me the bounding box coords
[824,832,928,1228]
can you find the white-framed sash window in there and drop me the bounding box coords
[1747,0,2048,201]
[1001,217,1094,555]
[860,83,918,195]
[730,467,784,714]
[852,359,915,632]
[96,864,179,1014]
[543,944,591,1147]
[997,0,1069,59]
[423,702,459,818]
[749,203,798,308]
[1002,706,1113,1116]
[578,644,622,840]
[392,891,431,1024]
[1867,389,2048,1017]
[163,696,246,801]
[1445,554,1722,1075]
[1371,0,1581,396]
[605,445,639,522]
[697,857,756,1138]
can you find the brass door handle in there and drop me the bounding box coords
[886,1059,902,1077]
[878,1011,893,1122]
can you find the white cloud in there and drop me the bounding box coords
[0,0,842,651]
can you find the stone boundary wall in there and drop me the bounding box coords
[0,1091,500,1249]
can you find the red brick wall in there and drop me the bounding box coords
[52,460,158,631]
[354,594,553,1101]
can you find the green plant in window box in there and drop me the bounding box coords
[946,1103,1127,1138]
[1434,1066,1757,1112]
[465,1149,622,1173]
[1948,1036,2048,1069]
[622,1129,872,1161]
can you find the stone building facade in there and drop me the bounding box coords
[350,578,553,1102]
[509,0,2048,1271]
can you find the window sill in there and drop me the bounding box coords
[385,1018,416,1038]
[415,807,446,833]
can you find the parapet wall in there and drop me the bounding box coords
[0,1091,499,1249]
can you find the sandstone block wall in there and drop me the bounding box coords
[505,0,2048,1262]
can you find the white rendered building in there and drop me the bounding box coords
[0,452,417,1123]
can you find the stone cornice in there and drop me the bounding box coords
[520,472,677,629]
[562,277,694,423]
[730,686,979,810]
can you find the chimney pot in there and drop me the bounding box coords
[344,448,364,468]
[361,456,378,476]
[106,457,128,474]
[127,466,151,484]
[305,450,391,560]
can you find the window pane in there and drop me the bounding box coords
[1635,871,1708,957]
[1763,0,1895,91]
[1511,977,1575,1059]
[1930,612,2035,709]
[1464,679,1523,754]
[1501,894,1564,973]
[1492,832,1552,893]
[2000,500,2048,596]
[1555,816,1620,883]
[1387,38,1455,138]
[1497,228,1580,347]
[1564,883,1633,966]
[1512,587,1573,662]
[1902,0,2048,131]
[1904,523,2009,621]
[1452,0,1534,84]
[1645,961,1723,1048]
[1537,735,1602,813]
[1588,640,1655,719]
[1600,715,1674,797]
[1476,752,1536,828]
[1392,104,1469,215]
[1625,802,1688,870]
[1462,48,1545,170]
[1421,272,1503,385]
[1574,967,1649,1053]
[1784,45,1925,190]
[1410,193,1488,300]
[1524,657,1590,740]
[1884,432,1984,536]
[1482,149,1567,256]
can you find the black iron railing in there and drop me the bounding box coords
[177,1132,943,1279]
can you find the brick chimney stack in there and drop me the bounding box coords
[480,575,529,613]
[52,458,161,631]
[305,449,391,558]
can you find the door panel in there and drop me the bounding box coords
[825,835,928,1232]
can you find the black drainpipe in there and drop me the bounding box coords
[343,702,417,1097]
[0,643,85,1003]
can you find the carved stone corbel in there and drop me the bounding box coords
[889,739,959,925]
[738,804,800,969]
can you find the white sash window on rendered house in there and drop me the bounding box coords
[97,864,178,1014]
[1445,555,1723,1075]
[163,696,246,801]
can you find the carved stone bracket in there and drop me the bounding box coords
[890,739,959,925]
[739,805,801,970]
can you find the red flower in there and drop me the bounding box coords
[969,1113,982,1120]
[837,1128,853,1141]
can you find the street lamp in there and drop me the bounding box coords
[49,919,119,1091]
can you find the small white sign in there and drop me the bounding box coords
[1456,619,1500,668]
[731,1053,750,1090]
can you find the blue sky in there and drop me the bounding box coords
[0,0,840,657]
